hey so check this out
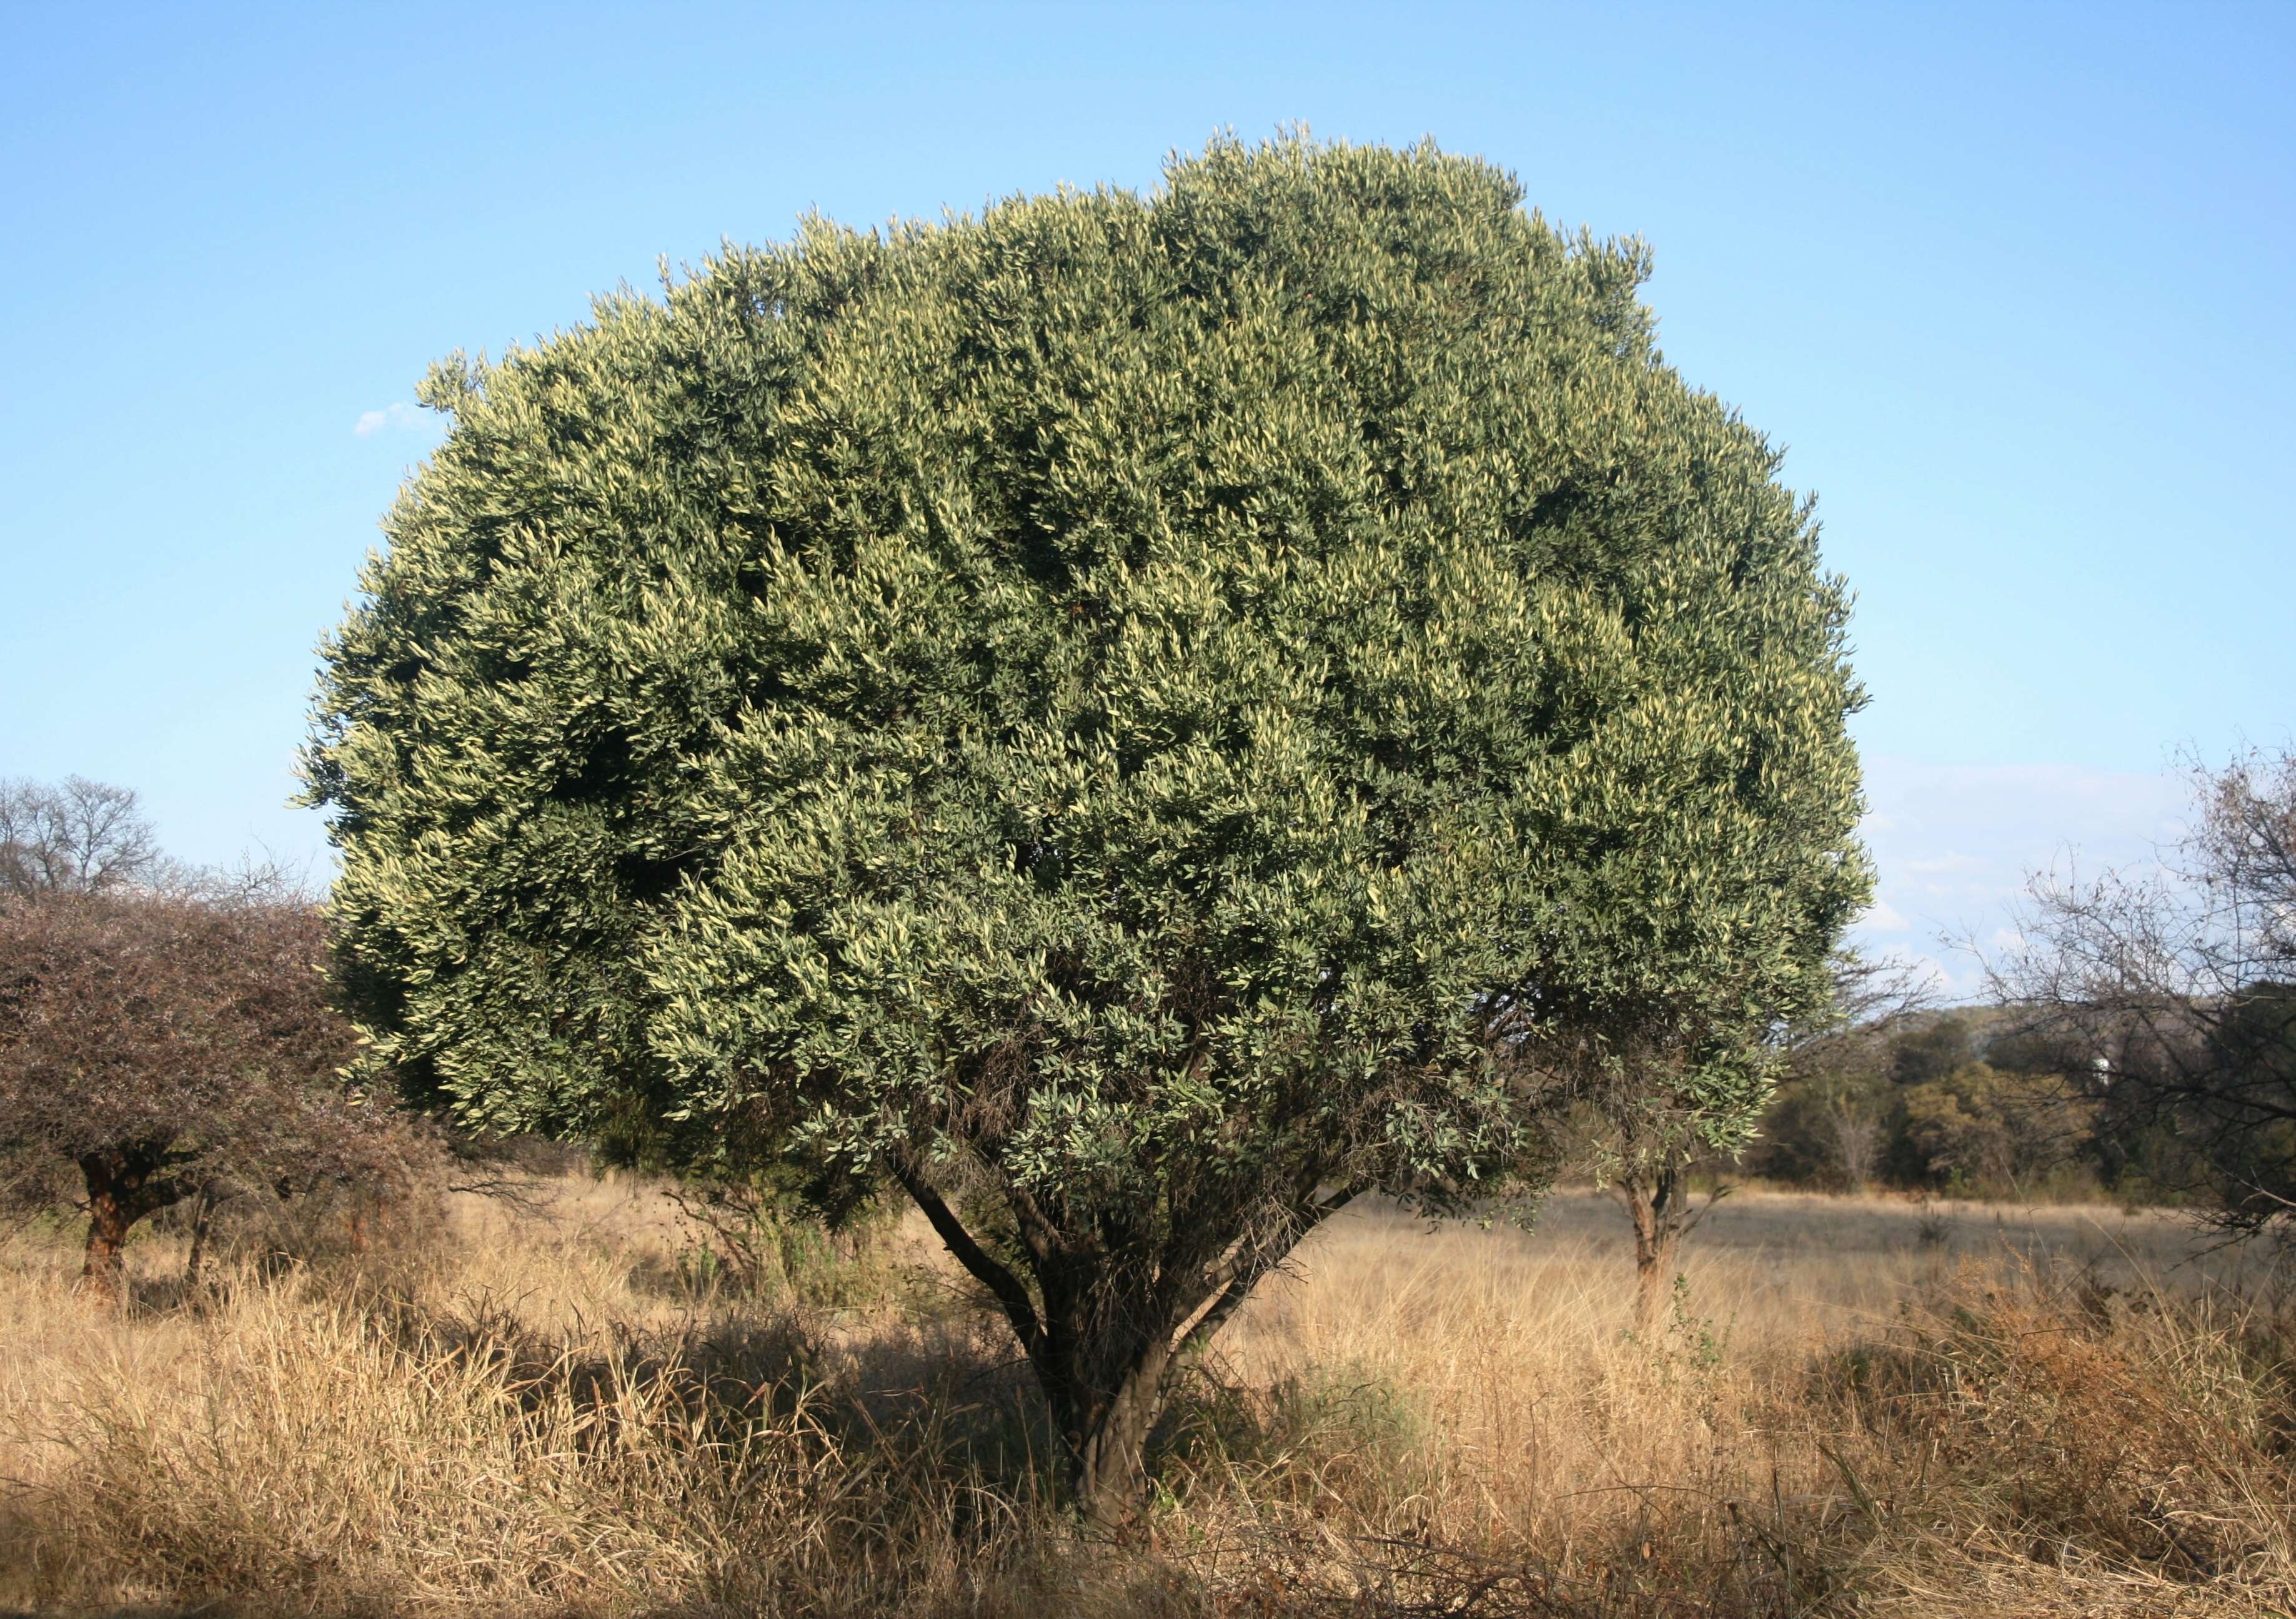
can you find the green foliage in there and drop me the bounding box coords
[1896,1061,2094,1194]
[1645,1274,1729,1407]
[1757,1012,2124,1198]
[311,132,1864,1184]
[2170,978,2296,1218]
[1889,1016,1977,1089]
[307,133,1869,1497]
[1754,1059,1894,1189]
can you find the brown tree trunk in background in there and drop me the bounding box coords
[182,1181,218,1286]
[79,1151,139,1300]
[76,1144,180,1302]
[1614,1163,1684,1337]
[1827,1097,1882,1194]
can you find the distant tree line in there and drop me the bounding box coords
[1750,1002,2110,1200]
[1747,745,2296,1217]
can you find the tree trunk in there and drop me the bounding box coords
[183,1180,219,1286]
[1828,1097,1880,1193]
[77,1144,181,1302]
[79,1151,142,1300]
[1614,1164,1684,1337]
[885,1150,1346,1528]
[82,1189,132,1299]
[1056,1335,1175,1529]
[1633,1217,1682,1337]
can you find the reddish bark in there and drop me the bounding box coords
[76,1144,177,1299]
[2,888,412,1295]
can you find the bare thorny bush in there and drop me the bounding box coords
[0,776,437,1297]
[0,880,429,1295]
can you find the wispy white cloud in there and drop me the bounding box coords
[353,401,429,438]
[1906,851,1980,874]
[1860,898,1911,933]
[1849,755,2189,997]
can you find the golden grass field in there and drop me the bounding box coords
[4,1176,2294,1617]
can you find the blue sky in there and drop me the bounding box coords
[2,2,2289,989]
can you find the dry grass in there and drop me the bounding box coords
[4,1178,2294,1617]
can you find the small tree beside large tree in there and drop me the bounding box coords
[1569,948,1931,1335]
[309,134,1871,1517]
[0,783,410,1297]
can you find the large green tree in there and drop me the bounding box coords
[308,135,1869,1516]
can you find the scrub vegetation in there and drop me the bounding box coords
[6,132,2293,1615]
[6,1173,2294,1618]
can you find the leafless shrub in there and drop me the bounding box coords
[0,883,421,1296]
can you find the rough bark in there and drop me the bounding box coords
[5,889,396,1297]
[80,1171,133,1298]
[1614,1163,1684,1337]
[1043,1329,1176,1530]
[77,1145,181,1300]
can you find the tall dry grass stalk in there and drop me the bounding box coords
[3,1177,2292,1617]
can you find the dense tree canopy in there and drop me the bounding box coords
[309,135,1869,1511]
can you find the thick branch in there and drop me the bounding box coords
[1003,1176,1070,1270]
[1678,1181,1732,1240]
[888,1147,1045,1357]
[1176,1186,1358,1359]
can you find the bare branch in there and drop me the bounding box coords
[1175,1184,1358,1359]
[1990,745,2296,1230]
[0,776,162,896]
